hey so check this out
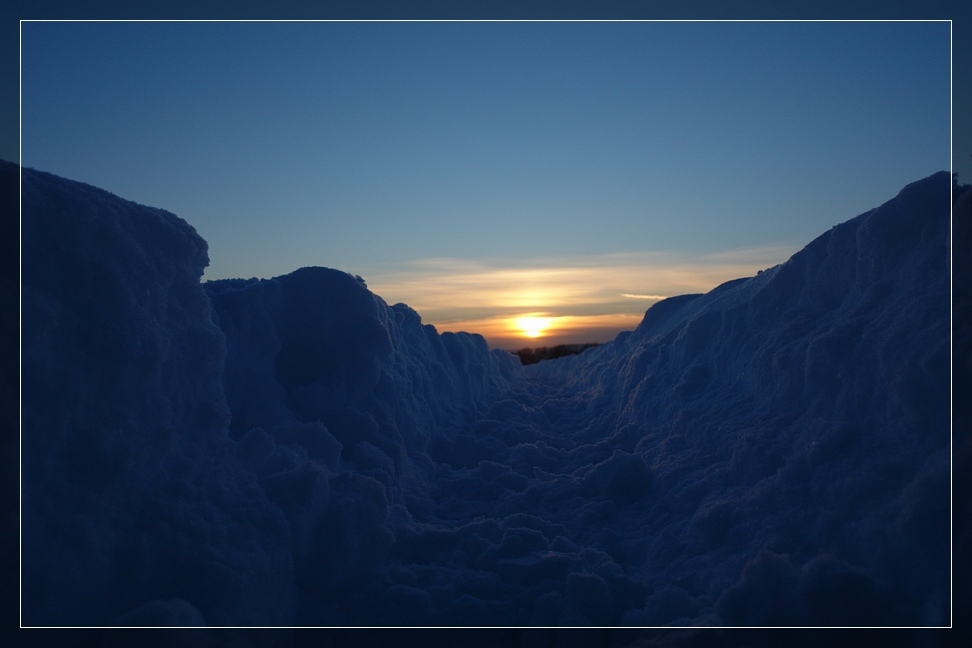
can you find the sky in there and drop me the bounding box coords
[19,20,951,349]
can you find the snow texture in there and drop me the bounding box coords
[18,160,958,632]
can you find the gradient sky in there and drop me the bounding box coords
[19,20,951,348]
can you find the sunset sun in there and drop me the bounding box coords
[515,316,554,339]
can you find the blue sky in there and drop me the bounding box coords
[19,20,951,347]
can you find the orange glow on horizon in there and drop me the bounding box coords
[364,246,798,350]
[434,312,647,350]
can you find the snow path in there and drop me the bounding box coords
[17,159,958,628]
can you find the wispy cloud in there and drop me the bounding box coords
[620,293,668,300]
[367,244,797,347]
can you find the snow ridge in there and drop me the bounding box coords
[17,159,956,628]
[525,172,953,625]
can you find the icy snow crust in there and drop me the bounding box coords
[19,160,953,628]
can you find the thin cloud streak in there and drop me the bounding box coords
[367,243,797,347]
[621,293,669,300]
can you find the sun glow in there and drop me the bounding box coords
[366,246,796,349]
[514,316,554,339]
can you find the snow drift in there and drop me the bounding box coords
[19,163,295,626]
[17,159,958,630]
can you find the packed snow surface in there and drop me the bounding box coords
[18,160,956,629]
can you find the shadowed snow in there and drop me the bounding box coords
[17,160,957,629]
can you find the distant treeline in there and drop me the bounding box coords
[512,343,601,365]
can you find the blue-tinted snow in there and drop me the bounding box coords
[17,160,961,632]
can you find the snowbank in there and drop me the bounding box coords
[524,172,954,626]
[19,164,295,626]
[205,267,522,601]
[18,161,956,629]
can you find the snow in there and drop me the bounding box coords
[16,158,958,631]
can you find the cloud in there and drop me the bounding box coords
[621,293,668,300]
